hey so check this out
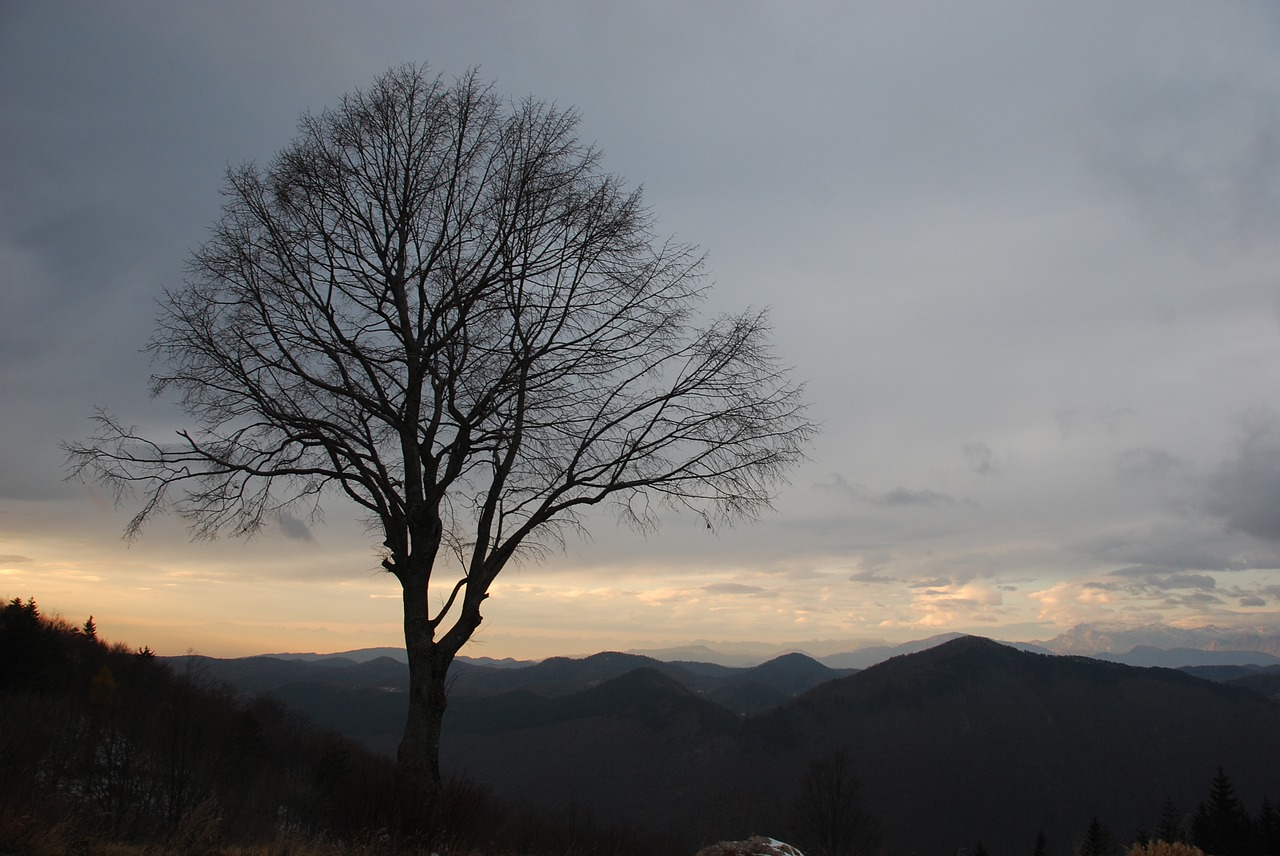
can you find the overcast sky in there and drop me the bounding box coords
[4,2,1280,659]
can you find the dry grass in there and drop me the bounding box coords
[1124,842,1207,856]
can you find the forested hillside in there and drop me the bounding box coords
[0,598,681,856]
[6,598,1280,856]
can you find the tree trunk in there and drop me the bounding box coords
[393,576,451,832]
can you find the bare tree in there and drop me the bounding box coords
[796,750,879,856]
[66,64,815,827]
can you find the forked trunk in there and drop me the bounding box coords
[392,577,451,832]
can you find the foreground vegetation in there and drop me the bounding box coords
[4,597,1280,856]
[0,598,682,856]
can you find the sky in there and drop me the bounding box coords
[4,2,1280,660]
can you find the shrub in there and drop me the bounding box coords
[1125,840,1207,856]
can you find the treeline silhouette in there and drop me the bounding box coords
[0,598,682,855]
[992,765,1280,856]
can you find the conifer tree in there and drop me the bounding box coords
[1157,798,1185,844]
[1081,817,1115,856]
[1192,768,1252,856]
[1255,797,1279,856]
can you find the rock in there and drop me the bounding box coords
[695,836,806,856]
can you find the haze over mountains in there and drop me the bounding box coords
[261,622,1280,669]
[177,625,1280,855]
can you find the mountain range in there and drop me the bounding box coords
[438,636,1280,855]
[260,622,1280,669]
[180,633,1280,855]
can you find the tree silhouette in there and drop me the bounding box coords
[1255,797,1280,856]
[65,64,815,828]
[795,749,878,856]
[1192,768,1252,856]
[1156,798,1184,844]
[1080,817,1114,856]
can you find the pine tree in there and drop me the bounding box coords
[1192,768,1252,856]
[1081,817,1114,856]
[1157,798,1185,844]
[83,615,97,639]
[1255,797,1280,856]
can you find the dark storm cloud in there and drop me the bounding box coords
[1208,413,1280,543]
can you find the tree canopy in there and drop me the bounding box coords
[66,64,815,824]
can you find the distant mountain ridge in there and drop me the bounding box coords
[442,636,1280,856]
[169,647,858,757]
[1031,623,1280,659]
[170,635,1280,854]
[258,622,1280,670]
[1096,645,1280,668]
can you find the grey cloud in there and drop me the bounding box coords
[9,2,1280,651]
[909,577,954,589]
[816,474,968,509]
[877,487,963,508]
[849,570,899,585]
[702,583,771,596]
[1093,72,1280,255]
[922,596,986,611]
[815,473,862,502]
[1208,413,1280,542]
[1055,409,1080,441]
[1109,568,1217,591]
[1055,406,1136,441]
[277,513,314,542]
[1116,447,1182,482]
[1239,596,1267,607]
[1171,591,1225,607]
[1081,525,1258,574]
[963,441,1002,477]
[1155,574,1216,591]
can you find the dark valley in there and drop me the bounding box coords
[175,634,1280,856]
